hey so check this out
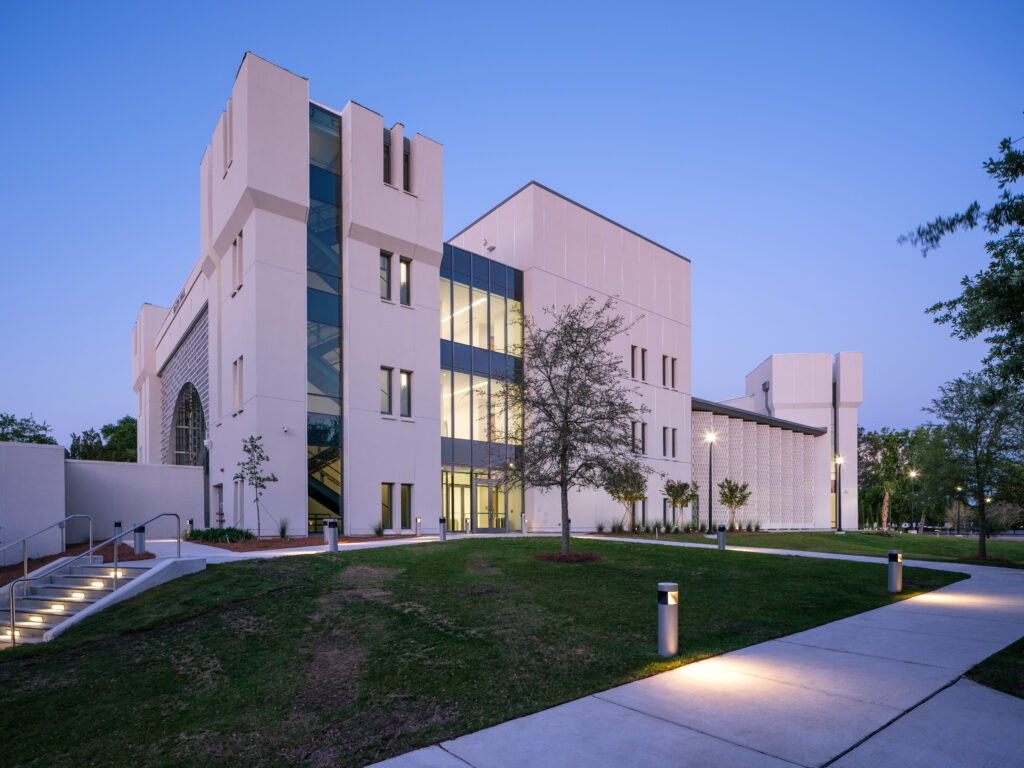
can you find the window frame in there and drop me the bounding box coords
[399,257,411,306]
[380,366,393,415]
[381,482,393,529]
[380,251,392,301]
[400,370,412,418]
[400,483,412,529]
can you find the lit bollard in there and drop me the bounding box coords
[888,550,903,593]
[717,524,726,551]
[464,516,470,534]
[522,517,528,536]
[133,525,146,556]
[439,517,447,543]
[186,518,194,537]
[327,520,338,553]
[416,517,421,537]
[658,582,679,657]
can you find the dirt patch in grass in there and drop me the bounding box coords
[0,543,153,588]
[534,552,601,563]
[465,556,502,575]
[199,535,418,552]
[295,628,366,713]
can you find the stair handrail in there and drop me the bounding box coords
[6,512,181,649]
[0,515,94,586]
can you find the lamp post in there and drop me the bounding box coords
[835,456,845,533]
[909,470,919,532]
[955,486,963,535]
[705,432,716,533]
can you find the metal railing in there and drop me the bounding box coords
[6,513,181,648]
[0,515,93,585]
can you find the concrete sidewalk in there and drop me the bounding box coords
[372,539,1024,768]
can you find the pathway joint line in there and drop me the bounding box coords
[438,744,478,767]
[818,675,964,767]
[774,638,963,671]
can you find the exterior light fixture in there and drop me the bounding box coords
[51,603,65,612]
[705,432,717,533]
[71,592,85,600]
[657,582,679,657]
[90,581,103,588]
[908,470,920,532]
[888,550,903,593]
[29,616,42,623]
[835,455,845,533]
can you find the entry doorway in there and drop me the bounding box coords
[472,478,507,533]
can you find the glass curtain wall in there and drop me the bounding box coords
[307,105,343,534]
[440,245,524,532]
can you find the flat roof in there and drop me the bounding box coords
[691,397,827,436]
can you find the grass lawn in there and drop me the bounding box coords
[610,530,1024,567]
[967,636,1024,699]
[0,538,963,768]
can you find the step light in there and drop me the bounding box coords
[90,581,104,588]
[51,603,65,612]
[3,630,20,638]
[71,592,85,600]
[109,570,124,578]
[29,616,42,623]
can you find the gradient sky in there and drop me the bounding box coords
[1,1,1020,446]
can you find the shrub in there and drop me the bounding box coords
[372,521,384,536]
[610,520,624,534]
[185,527,254,543]
[746,521,753,532]
[596,522,606,533]
[755,521,761,531]
[279,518,290,539]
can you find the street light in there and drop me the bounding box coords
[834,456,845,533]
[908,470,919,532]
[955,486,963,535]
[705,432,716,533]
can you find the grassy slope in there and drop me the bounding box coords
[967,637,1024,699]
[0,539,963,768]
[616,530,1024,566]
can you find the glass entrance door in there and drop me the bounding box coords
[471,479,508,532]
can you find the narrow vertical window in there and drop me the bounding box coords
[380,367,393,414]
[641,348,647,381]
[400,370,412,417]
[383,129,391,184]
[233,231,243,290]
[380,251,392,300]
[401,483,412,529]
[641,422,648,455]
[381,483,393,529]
[232,359,238,412]
[237,356,243,409]
[671,358,677,389]
[662,427,668,457]
[631,346,638,379]
[631,421,638,451]
[672,428,677,458]
[399,257,411,306]
[662,355,668,386]
[402,137,411,192]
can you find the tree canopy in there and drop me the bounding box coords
[901,122,1024,382]
[497,296,649,554]
[68,416,137,462]
[0,413,58,445]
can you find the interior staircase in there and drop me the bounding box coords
[0,561,150,647]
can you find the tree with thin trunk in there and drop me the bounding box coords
[717,478,752,528]
[664,480,699,529]
[859,428,912,531]
[233,435,278,539]
[495,296,650,555]
[925,370,1024,558]
[605,462,648,530]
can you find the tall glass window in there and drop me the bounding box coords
[400,371,412,418]
[380,367,393,414]
[399,257,411,306]
[381,483,393,528]
[440,245,524,533]
[380,251,392,300]
[400,483,412,528]
[307,104,343,535]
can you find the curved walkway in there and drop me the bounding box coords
[372,536,1024,768]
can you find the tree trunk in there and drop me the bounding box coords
[881,490,890,531]
[978,495,987,558]
[256,497,262,539]
[560,480,570,555]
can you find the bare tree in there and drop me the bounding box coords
[496,296,649,554]
[233,435,278,539]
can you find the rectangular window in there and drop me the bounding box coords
[380,367,393,414]
[400,370,412,417]
[380,251,392,300]
[383,129,391,184]
[399,257,411,306]
[672,428,677,458]
[631,346,637,379]
[671,358,677,389]
[232,232,243,292]
[232,356,244,413]
[631,421,638,451]
[453,281,471,345]
[641,422,647,455]
[381,483,393,529]
[402,138,411,192]
[440,277,452,340]
[453,371,472,440]
[662,355,668,386]
[441,370,452,437]
[641,348,647,381]
[401,483,412,529]
[662,426,669,457]
[471,287,488,349]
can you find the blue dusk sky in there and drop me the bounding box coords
[0,1,1020,446]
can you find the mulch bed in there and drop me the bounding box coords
[199,535,419,552]
[534,552,601,563]
[0,542,154,587]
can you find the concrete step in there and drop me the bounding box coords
[67,565,149,579]
[49,574,137,589]
[0,610,65,629]
[0,633,44,647]
[0,622,46,641]
[23,584,109,601]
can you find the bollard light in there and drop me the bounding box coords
[416,517,421,537]
[439,517,447,543]
[522,517,528,536]
[658,582,679,657]
[186,518,195,536]
[133,525,146,556]
[717,524,726,551]
[888,550,903,593]
[327,520,339,553]
[323,520,329,544]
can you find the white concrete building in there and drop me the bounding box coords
[132,53,860,536]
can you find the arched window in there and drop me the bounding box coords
[173,383,205,466]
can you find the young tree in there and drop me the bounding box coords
[233,435,279,538]
[925,370,1024,557]
[717,478,752,528]
[664,479,699,529]
[901,122,1024,383]
[496,296,650,554]
[0,413,57,445]
[604,462,648,530]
